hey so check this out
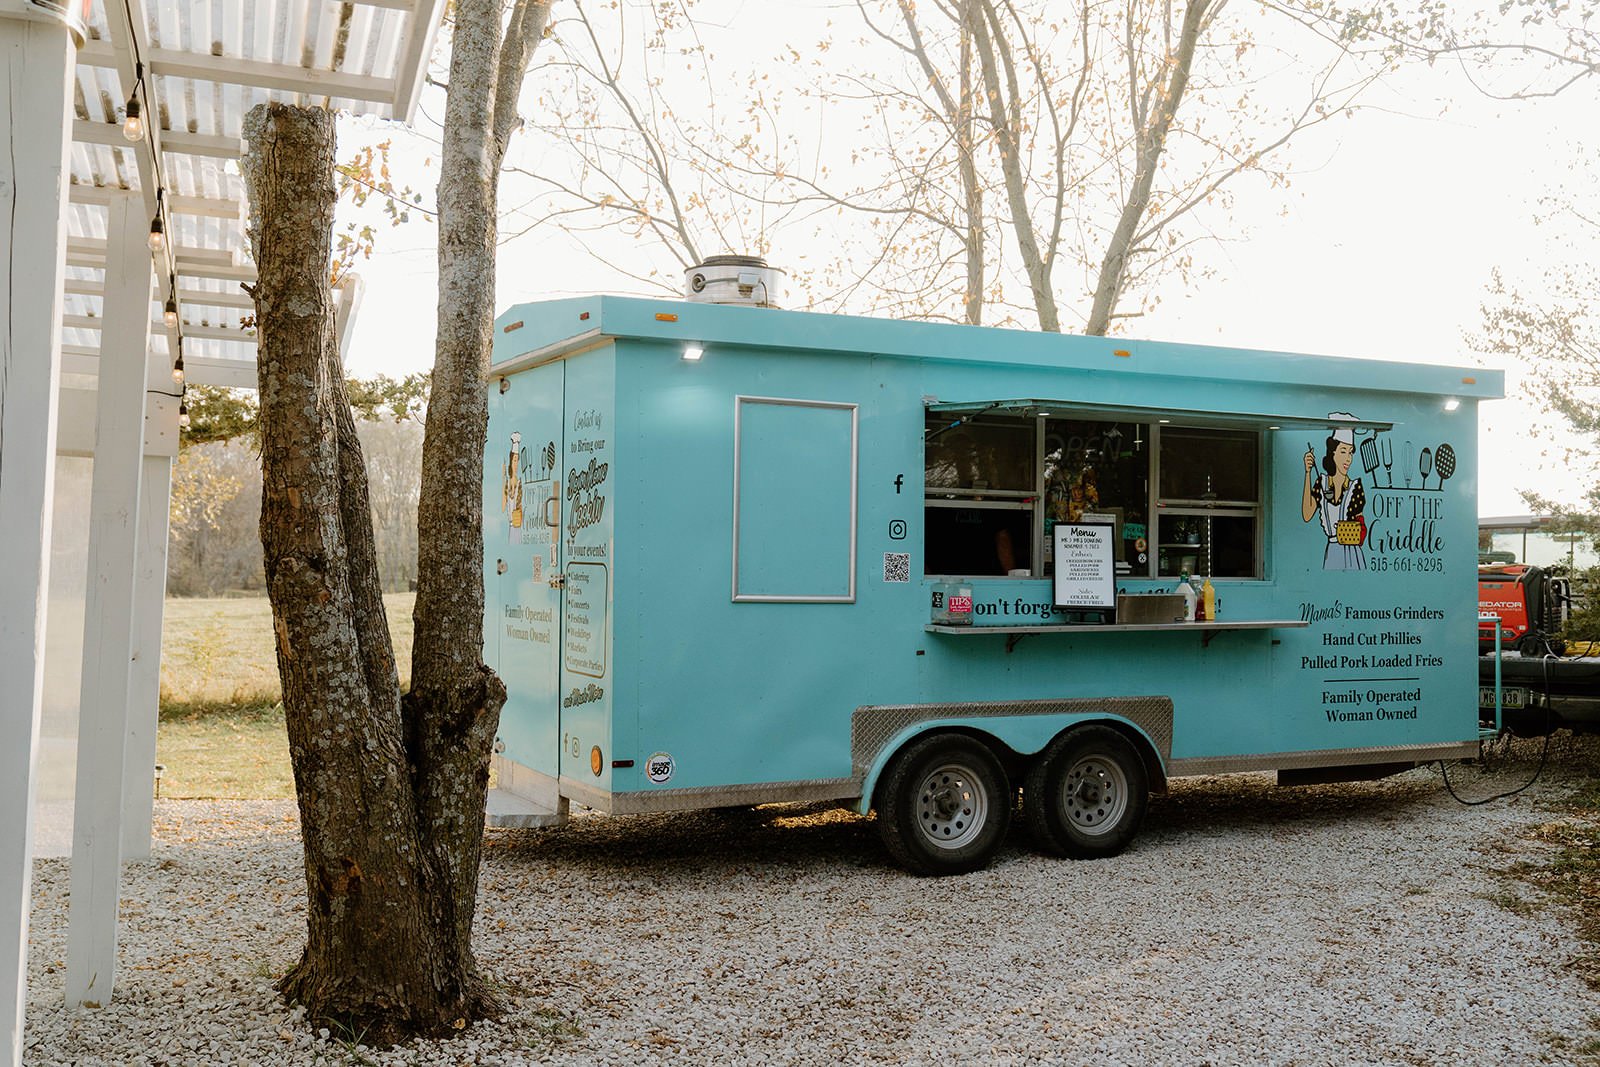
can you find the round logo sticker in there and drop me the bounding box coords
[645,752,675,784]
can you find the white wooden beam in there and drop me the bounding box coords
[73,119,240,161]
[122,408,175,858]
[70,183,244,221]
[185,355,258,389]
[67,238,257,285]
[64,316,258,346]
[54,386,97,457]
[336,274,365,363]
[175,287,254,310]
[0,14,77,1066]
[392,0,446,123]
[79,45,397,104]
[55,385,185,458]
[66,192,152,1010]
[168,323,256,344]
[65,281,255,311]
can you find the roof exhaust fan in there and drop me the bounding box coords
[684,255,782,308]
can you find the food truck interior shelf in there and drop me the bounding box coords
[926,619,1309,651]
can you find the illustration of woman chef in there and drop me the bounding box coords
[1300,412,1367,571]
[503,430,524,533]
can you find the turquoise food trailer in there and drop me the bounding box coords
[483,286,1502,875]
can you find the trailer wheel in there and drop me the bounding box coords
[875,733,1010,876]
[1024,725,1148,859]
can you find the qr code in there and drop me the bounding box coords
[883,552,911,583]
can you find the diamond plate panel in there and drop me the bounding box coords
[850,696,1175,779]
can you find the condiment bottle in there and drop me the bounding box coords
[1201,576,1215,622]
[1178,572,1197,622]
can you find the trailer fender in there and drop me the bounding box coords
[853,705,1171,815]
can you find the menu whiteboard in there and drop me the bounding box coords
[1053,522,1117,611]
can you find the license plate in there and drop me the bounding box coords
[1479,687,1527,710]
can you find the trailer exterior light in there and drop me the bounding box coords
[682,344,704,361]
[1158,418,1171,424]
[1444,397,1461,411]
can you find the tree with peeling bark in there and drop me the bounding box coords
[240,0,553,1041]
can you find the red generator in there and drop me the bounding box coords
[1478,564,1564,655]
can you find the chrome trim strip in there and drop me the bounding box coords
[732,394,859,603]
[560,776,859,815]
[1166,741,1479,777]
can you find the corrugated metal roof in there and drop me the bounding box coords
[64,0,443,380]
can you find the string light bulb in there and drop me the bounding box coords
[178,399,190,430]
[147,214,164,253]
[171,355,185,385]
[122,95,143,142]
[163,297,178,329]
[122,63,146,143]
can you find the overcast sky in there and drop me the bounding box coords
[330,1,1596,518]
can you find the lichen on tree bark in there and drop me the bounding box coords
[241,1,553,1044]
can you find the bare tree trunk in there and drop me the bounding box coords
[243,103,462,1041]
[971,0,1060,332]
[957,1,985,325]
[405,0,552,1003]
[246,2,553,1041]
[894,0,986,325]
[1085,0,1210,336]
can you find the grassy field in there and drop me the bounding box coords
[156,592,413,799]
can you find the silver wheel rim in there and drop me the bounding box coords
[915,762,989,850]
[1060,755,1128,837]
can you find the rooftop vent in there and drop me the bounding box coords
[684,255,781,308]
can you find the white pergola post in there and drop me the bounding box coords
[0,9,79,1064]
[64,193,154,1009]
[121,401,178,859]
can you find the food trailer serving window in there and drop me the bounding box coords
[925,401,1390,581]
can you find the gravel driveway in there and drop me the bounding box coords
[23,738,1600,1066]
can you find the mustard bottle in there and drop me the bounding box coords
[1201,577,1216,622]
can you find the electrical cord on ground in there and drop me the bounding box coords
[1438,638,1556,805]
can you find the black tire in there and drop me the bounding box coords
[874,733,1010,876]
[1024,724,1149,859]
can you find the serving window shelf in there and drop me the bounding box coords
[924,619,1309,653]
